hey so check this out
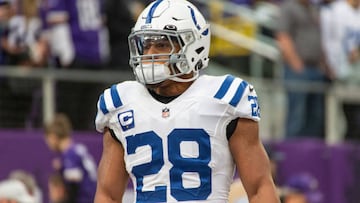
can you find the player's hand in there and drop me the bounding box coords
[291,59,304,74]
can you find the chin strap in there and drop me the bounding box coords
[169,70,199,83]
[135,58,200,84]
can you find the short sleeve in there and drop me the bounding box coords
[213,75,260,122]
[95,93,109,133]
[95,84,124,133]
[233,83,260,122]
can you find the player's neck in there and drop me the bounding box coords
[147,80,194,97]
[59,138,72,152]
[148,89,179,104]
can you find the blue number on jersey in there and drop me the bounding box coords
[168,129,211,201]
[126,132,166,202]
[248,96,260,117]
[126,129,212,203]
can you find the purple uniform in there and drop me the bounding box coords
[39,0,49,32]
[60,142,97,203]
[47,0,108,65]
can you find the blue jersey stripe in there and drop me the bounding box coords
[214,75,235,99]
[99,94,109,114]
[111,85,122,108]
[229,81,248,107]
[146,0,163,23]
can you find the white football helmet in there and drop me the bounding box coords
[128,0,210,84]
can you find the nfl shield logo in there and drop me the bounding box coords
[162,107,170,118]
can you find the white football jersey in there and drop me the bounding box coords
[95,74,260,203]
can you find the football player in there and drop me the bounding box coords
[94,0,279,202]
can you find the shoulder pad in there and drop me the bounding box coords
[213,75,249,107]
[98,84,123,115]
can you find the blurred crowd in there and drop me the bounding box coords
[0,0,148,130]
[276,0,360,141]
[204,0,360,141]
[0,0,358,142]
[195,0,360,142]
[0,0,140,69]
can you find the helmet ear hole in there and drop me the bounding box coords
[195,47,204,54]
[195,60,203,70]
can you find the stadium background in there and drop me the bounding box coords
[0,0,359,202]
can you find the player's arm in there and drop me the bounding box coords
[229,118,280,203]
[94,128,129,203]
[276,32,303,73]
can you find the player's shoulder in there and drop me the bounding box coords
[97,80,143,115]
[197,74,254,105]
[198,74,249,85]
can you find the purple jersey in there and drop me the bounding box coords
[39,0,49,32]
[47,0,108,65]
[60,142,97,203]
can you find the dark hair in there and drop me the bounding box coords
[44,113,72,139]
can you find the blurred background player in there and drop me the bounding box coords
[44,113,97,203]
[320,0,360,140]
[276,0,332,139]
[46,0,109,130]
